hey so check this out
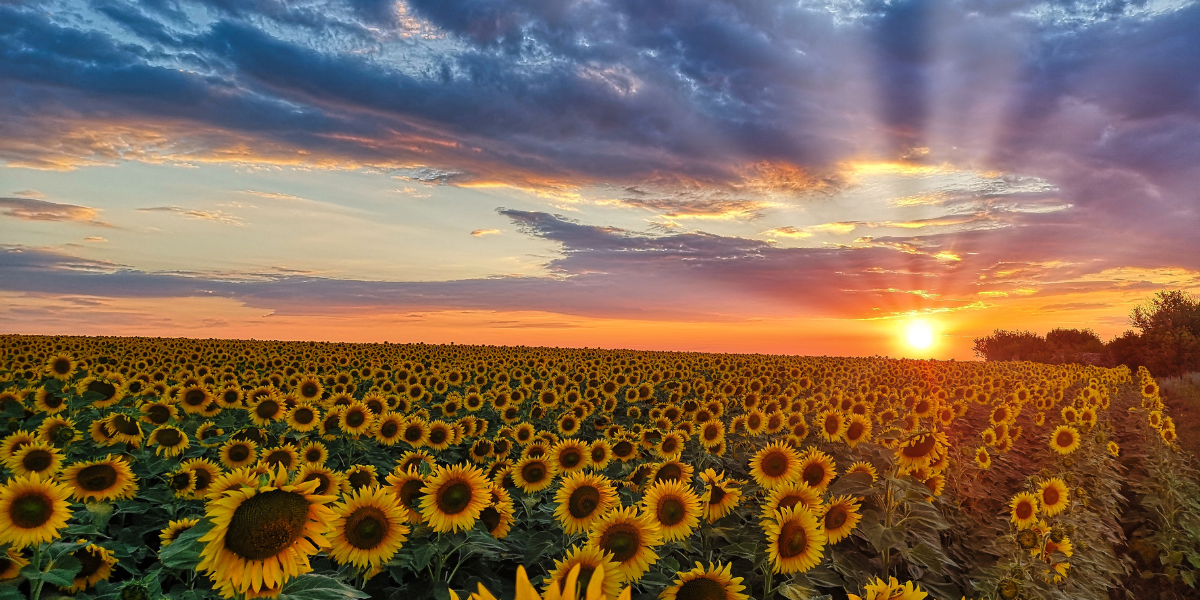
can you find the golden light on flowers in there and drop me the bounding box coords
[640,479,701,542]
[749,443,801,490]
[419,463,491,533]
[822,495,863,544]
[1010,491,1040,530]
[327,487,411,569]
[543,545,624,600]
[585,506,663,583]
[797,449,837,492]
[60,455,138,502]
[1038,478,1070,517]
[848,576,928,600]
[660,561,748,600]
[764,505,826,574]
[896,432,946,469]
[554,472,619,535]
[0,472,73,548]
[1050,425,1081,455]
[975,447,991,470]
[384,467,427,524]
[699,469,742,523]
[197,468,336,598]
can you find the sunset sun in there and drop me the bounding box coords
[904,320,937,351]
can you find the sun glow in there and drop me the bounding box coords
[904,320,937,351]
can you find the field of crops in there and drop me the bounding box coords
[0,335,1197,600]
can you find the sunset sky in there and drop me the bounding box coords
[2,0,1199,359]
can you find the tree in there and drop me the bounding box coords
[972,330,1050,362]
[1127,290,1200,377]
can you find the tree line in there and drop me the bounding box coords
[973,290,1200,377]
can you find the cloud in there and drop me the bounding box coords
[83,237,108,243]
[470,229,501,237]
[605,197,768,220]
[0,197,111,226]
[137,206,244,225]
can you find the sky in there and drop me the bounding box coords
[2,0,1199,359]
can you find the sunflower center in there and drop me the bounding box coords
[155,428,183,447]
[600,525,640,562]
[346,410,366,428]
[777,522,809,558]
[170,472,193,491]
[345,506,390,549]
[428,428,447,445]
[436,482,473,515]
[225,489,311,561]
[762,453,788,477]
[1044,487,1060,506]
[193,468,213,492]
[228,444,251,463]
[348,471,374,489]
[1056,431,1074,447]
[613,441,633,457]
[87,381,117,400]
[655,464,682,483]
[568,486,601,519]
[266,451,294,468]
[305,449,323,463]
[846,422,864,441]
[148,405,171,424]
[10,492,53,528]
[399,479,425,509]
[481,506,502,532]
[658,498,685,526]
[53,359,72,375]
[256,400,280,420]
[676,576,727,600]
[184,390,206,406]
[826,506,847,530]
[560,450,581,468]
[77,464,119,491]
[293,408,314,425]
[801,464,826,487]
[43,395,64,409]
[301,383,319,398]
[824,415,839,434]
[381,422,399,438]
[902,435,938,458]
[521,463,546,484]
[76,546,105,579]
[708,486,727,505]
[23,449,54,472]
[304,472,333,495]
[110,416,141,435]
[1016,501,1033,520]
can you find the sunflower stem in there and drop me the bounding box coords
[762,565,774,599]
[29,543,47,600]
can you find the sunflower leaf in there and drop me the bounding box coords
[158,518,214,570]
[276,575,370,600]
[39,554,82,587]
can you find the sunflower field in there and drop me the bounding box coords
[0,335,1198,600]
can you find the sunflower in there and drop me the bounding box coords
[160,517,200,547]
[895,432,947,470]
[328,487,411,569]
[0,472,73,548]
[219,440,259,470]
[89,420,118,446]
[1107,441,1120,457]
[699,469,742,523]
[419,463,491,533]
[38,415,80,445]
[821,496,862,544]
[62,540,118,592]
[817,410,847,442]
[698,421,725,449]
[260,446,300,472]
[554,472,619,535]
[650,460,694,486]
[196,422,224,447]
[585,506,662,583]
[750,443,802,490]
[33,388,68,414]
[169,468,197,498]
[207,467,262,501]
[179,385,213,415]
[182,458,223,499]
[398,450,435,474]
[248,394,285,426]
[1049,425,1080,455]
[843,414,872,449]
[426,421,454,450]
[0,548,28,580]
[764,505,826,574]
[589,439,613,470]
[6,442,62,477]
[285,403,321,433]
[79,376,124,408]
[400,418,429,448]
[46,354,76,380]
[100,414,142,445]
[543,545,624,600]
[641,479,701,542]
[553,440,591,474]
[610,438,638,462]
[975,447,991,469]
[215,386,243,409]
[846,461,878,483]
[481,485,515,539]
[760,481,823,522]
[384,467,427,524]
[1039,478,1070,517]
[514,456,558,494]
[1010,491,1040,530]
[296,376,324,402]
[300,441,328,466]
[345,465,379,492]
[149,425,190,457]
[0,431,37,462]
[294,464,345,498]
[661,561,748,600]
[197,468,336,598]
[655,432,685,460]
[848,577,928,600]
[60,455,138,502]
[374,412,405,446]
[797,449,837,492]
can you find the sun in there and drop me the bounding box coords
[903,320,936,351]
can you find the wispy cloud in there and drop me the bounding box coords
[0,197,112,227]
[137,206,244,225]
[470,229,501,237]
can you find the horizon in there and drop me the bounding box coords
[3,0,1199,359]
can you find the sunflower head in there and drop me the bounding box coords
[418,463,490,533]
[764,505,826,574]
[661,562,748,600]
[0,472,73,548]
[328,487,411,569]
[1010,491,1040,530]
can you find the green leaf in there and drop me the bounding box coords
[41,554,83,587]
[827,472,874,497]
[277,575,370,600]
[0,586,27,600]
[159,518,214,570]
